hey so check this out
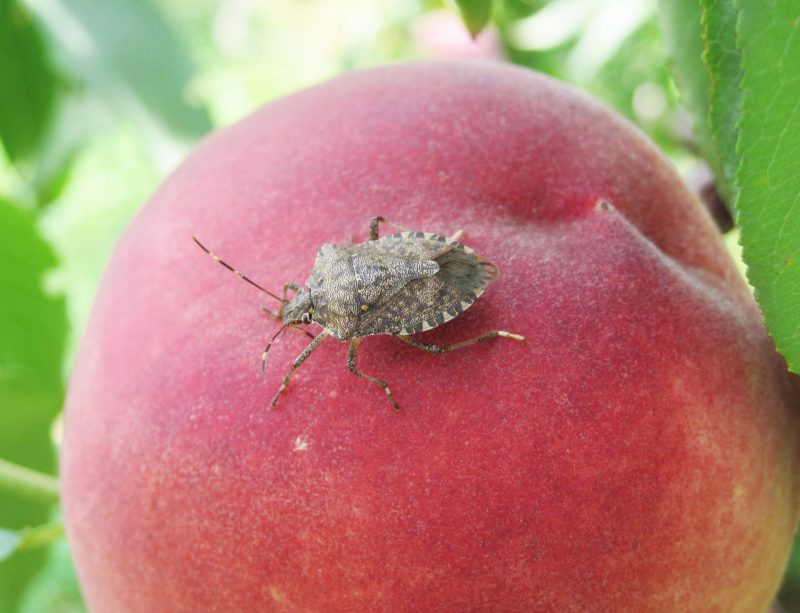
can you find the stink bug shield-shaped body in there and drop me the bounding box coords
[194,217,524,411]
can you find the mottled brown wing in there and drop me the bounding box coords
[354,234,497,336]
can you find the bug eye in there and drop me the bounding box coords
[301,312,312,324]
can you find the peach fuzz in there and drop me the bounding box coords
[61,61,800,611]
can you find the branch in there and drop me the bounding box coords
[0,457,59,504]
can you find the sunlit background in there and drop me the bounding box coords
[0,0,789,610]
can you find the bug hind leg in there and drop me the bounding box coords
[368,216,412,241]
[395,330,525,355]
[347,339,401,411]
[270,331,329,409]
[368,216,465,242]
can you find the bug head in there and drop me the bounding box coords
[281,290,314,325]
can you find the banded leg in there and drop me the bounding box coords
[270,331,329,409]
[395,330,525,355]
[369,216,465,242]
[278,283,315,340]
[260,281,304,319]
[347,339,401,411]
[261,324,316,373]
[369,216,411,241]
[261,282,313,349]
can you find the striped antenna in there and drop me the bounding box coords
[193,236,284,303]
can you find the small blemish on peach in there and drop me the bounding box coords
[293,435,310,452]
[269,586,287,602]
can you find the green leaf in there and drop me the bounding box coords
[22,0,211,140]
[0,199,66,612]
[455,0,493,37]
[700,0,741,206]
[734,0,800,374]
[591,19,681,154]
[780,532,800,605]
[0,0,56,162]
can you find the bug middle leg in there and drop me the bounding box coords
[270,331,329,409]
[395,330,525,355]
[347,339,401,411]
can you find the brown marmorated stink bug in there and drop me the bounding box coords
[193,216,525,411]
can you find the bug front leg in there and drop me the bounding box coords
[395,330,525,355]
[347,339,401,411]
[260,281,304,319]
[270,331,329,409]
[261,325,316,373]
[289,325,315,339]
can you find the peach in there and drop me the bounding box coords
[61,61,800,611]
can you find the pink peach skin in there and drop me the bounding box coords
[61,61,800,611]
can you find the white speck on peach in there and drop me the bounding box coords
[293,435,311,452]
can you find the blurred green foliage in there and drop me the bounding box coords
[0,0,55,164]
[700,0,740,206]
[455,0,493,36]
[0,0,797,610]
[0,201,65,612]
